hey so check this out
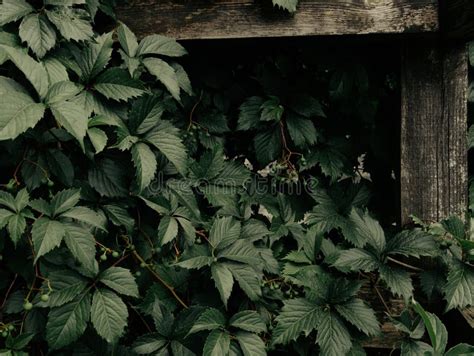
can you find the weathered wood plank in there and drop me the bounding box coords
[401,41,468,225]
[116,0,439,40]
[441,0,474,40]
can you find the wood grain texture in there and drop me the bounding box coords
[401,41,468,225]
[441,0,474,40]
[116,0,439,40]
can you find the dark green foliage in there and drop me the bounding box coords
[0,1,472,355]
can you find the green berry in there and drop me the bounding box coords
[40,294,49,302]
[468,249,474,256]
[154,247,162,254]
[47,179,54,188]
[213,257,218,263]
[1,331,8,338]
[129,245,136,251]
[100,254,107,261]
[140,262,147,268]
[0,254,3,261]
[135,271,142,277]
[23,302,33,311]
[7,325,14,331]
[112,251,120,258]
[195,238,202,244]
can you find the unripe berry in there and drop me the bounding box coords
[140,262,147,268]
[40,294,49,302]
[23,302,33,311]
[100,254,107,261]
[112,251,120,258]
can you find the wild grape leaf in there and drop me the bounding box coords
[131,142,157,192]
[211,263,234,308]
[229,311,267,333]
[443,261,474,310]
[94,68,145,101]
[189,308,226,334]
[0,0,34,26]
[32,217,66,262]
[137,34,187,57]
[46,7,93,42]
[63,225,98,275]
[99,267,139,298]
[316,311,352,356]
[203,330,231,356]
[117,22,139,57]
[91,288,128,343]
[143,57,181,101]
[19,14,57,58]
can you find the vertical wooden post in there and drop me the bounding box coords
[401,40,468,225]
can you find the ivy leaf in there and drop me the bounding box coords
[189,308,226,334]
[88,158,128,198]
[145,121,188,176]
[176,256,214,270]
[209,216,241,250]
[335,299,380,336]
[46,8,93,42]
[94,68,145,101]
[0,92,45,141]
[286,113,317,148]
[0,209,14,229]
[60,206,107,231]
[19,14,57,58]
[46,293,91,350]
[50,189,81,216]
[211,263,234,308]
[237,96,263,131]
[272,298,321,346]
[142,57,180,101]
[0,0,34,26]
[349,208,386,253]
[227,263,262,302]
[133,334,167,354]
[235,331,266,356]
[316,311,352,356]
[131,142,157,192]
[333,248,379,272]
[46,270,88,307]
[88,127,108,153]
[253,128,281,165]
[50,100,89,149]
[63,225,98,275]
[137,34,187,57]
[443,261,474,310]
[91,288,128,343]
[203,330,231,356]
[76,32,113,81]
[386,230,438,258]
[379,265,413,299]
[7,213,27,246]
[229,311,267,333]
[32,217,66,262]
[272,0,298,13]
[99,267,139,298]
[117,22,139,58]
[261,97,284,122]
[158,215,179,246]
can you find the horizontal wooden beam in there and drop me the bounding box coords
[441,0,474,41]
[116,0,439,40]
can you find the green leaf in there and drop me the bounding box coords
[32,217,66,262]
[444,261,474,310]
[306,147,346,182]
[133,334,167,354]
[46,149,75,186]
[50,100,89,149]
[333,248,379,272]
[272,0,298,12]
[286,113,317,148]
[5,332,35,350]
[47,270,88,307]
[235,331,266,356]
[176,256,214,270]
[228,263,262,302]
[19,14,56,58]
[386,230,438,258]
[88,127,108,153]
[60,206,107,231]
[137,34,187,57]
[253,128,281,165]
[142,57,180,101]
[229,311,267,333]
[46,293,91,350]
[335,299,380,336]
[132,142,157,193]
[203,330,231,356]
[379,265,413,299]
[63,225,98,275]
[272,298,321,346]
[0,209,14,229]
[145,121,188,176]
[261,97,283,122]
[0,0,34,25]
[94,68,145,101]
[412,301,448,355]
[0,42,52,99]
[76,32,113,81]
[445,344,474,356]
[46,7,93,42]
[91,288,128,343]
[0,76,28,95]
[7,213,27,246]
[129,95,165,135]
[316,311,352,356]
[211,263,234,308]
[117,22,139,57]
[99,267,139,298]
[158,215,179,246]
[189,308,226,334]
[210,216,241,250]
[218,240,262,266]
[88,158,128,198]
[237,97,264,131]
[349,208,386,253]
[172,62,193,96]
[0,92,45,141]
[50,189,81,216]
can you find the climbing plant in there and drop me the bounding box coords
[0,0,473,355]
